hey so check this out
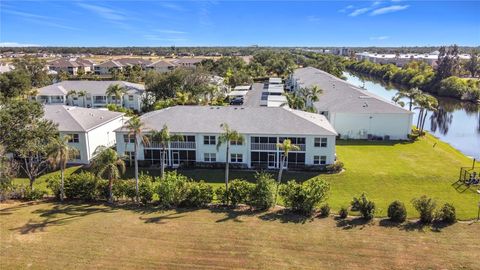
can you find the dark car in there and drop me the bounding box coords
[229,97,244,105]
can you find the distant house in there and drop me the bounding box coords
[115,106,337,170]
[43,105,127,164]
[94,60,123,75]
[289,67,413,140]
[115,58,153,69]
[171,58,204,69]
[48,58,94,75]
[32,80,146,112]
[146,60,177,73]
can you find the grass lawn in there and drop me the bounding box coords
[13,134,479,219]
[1,201,479,270]
[12,166,83,190]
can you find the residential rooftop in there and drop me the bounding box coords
[117,105,337,136]
[36,81,145,96]
[44,105,125,132]
[292,67,412,114]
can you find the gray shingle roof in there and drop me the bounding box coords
[292,67,412,114]
[115,58,153,66]
[96,60,123,68]
[117,106,337,136]
[147,60,177,68]
[44,105,124,132]
[36,81,145,96]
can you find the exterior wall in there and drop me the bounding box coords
[331,112,413,140]
[116,131,337,169]
[83,116,126,163]
[61,132,89,164]
[43,93,144,112]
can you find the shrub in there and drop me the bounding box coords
[64,172,100,201]
[338,206,349,219]
[351,193,376,220]
[249,172,275,210]
[319,204,330,217]
[215,186,228,205]
[114,180,137,201]
[24,187,47,201]
[437,203,456,224]
[326,161,344,173]
[46,175,61,200]
[155,171,190,208]
[182,181,213,207]
[227,179,254,207]
[387,200,407,222]
[138,175,155,205]
[279,177,330,216]
[412,195,436,224]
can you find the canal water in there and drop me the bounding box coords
[343,72,480,159]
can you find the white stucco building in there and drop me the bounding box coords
[289,67,413,140]
[43,105,127,164]
[115,106,337,170]
[33,80,146,112]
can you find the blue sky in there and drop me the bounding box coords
[1,0,479,47]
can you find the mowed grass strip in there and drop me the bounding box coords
[1,201,479,270]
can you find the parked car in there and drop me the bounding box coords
[230,97,244,105]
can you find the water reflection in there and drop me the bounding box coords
[343,72,480,159]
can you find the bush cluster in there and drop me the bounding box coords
[387,200,407,222]
[279,177,330,216]
[338,207,349,219]
[215,172,276,210]
[351,193,376,220]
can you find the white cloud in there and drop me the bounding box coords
[349,8,370,17]
[156,29,187,34]
[0,42,40,47]
[339,4,355,13]
[307,15,321,22]
[370,5,409,16]
[143,35,187,42]
[370,36,390,40]
[77,3,126,21]
[159,2,185,12]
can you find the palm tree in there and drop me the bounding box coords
[415,94,438,133]
[77,90,88,107]
[151,125,183,179]
[47,135,79,201]
[91,146,126,204]
[66,90,77,106]
[125,116,149,203]
[216,123,244,201]
[106,84,126,106]
[392,87,422,111]
[282,92,305,110]
[308,85,323,103]
[275,139,300,205]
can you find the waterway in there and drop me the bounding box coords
[343,72,480,159]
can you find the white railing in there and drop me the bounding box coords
[251,143,277,151]
[250,143,306,151]
[145,141,196,149]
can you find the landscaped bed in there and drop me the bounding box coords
[12,134,479,219]
[1,201,479,270]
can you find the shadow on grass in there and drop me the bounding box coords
[335,217,373,230]
[209,206,257,223]
[378,218,456,232]
[258,209,312,224]
[10,201,114,234]
[336,140,413,146]
[0,201,41,216]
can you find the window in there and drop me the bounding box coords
[68,134,79,143]
[314,137,328,147]
[204,153,216,162]
[230,139,243,146]
[203,135,216,145]
[314,155,327,165]
[128,95,134,101]
[123,134,135,143]
[125,151,135,159]
[231,153,243,163]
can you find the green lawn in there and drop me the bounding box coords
[1,201,479,270]
[13,134,479,219]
